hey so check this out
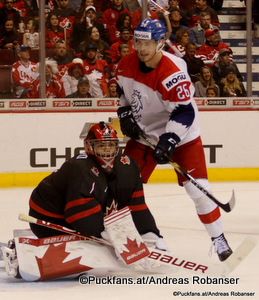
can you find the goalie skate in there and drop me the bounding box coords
[1,239,21,278]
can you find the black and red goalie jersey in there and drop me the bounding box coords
[29,152,160,239]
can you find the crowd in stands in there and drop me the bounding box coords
[0,0,247,99]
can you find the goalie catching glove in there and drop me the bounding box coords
[117,106,143,139]
[152,132,180,164]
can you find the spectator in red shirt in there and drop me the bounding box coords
[82,44,108,97]
[12,45,38,98]
[102,0,131,32]
[27,59,66,99]
[52,0,76,45]
[110,26,134,63]
[132,6,158,29]
[109,12,132,45]
[45,12,65,49]
[198,28,232,67]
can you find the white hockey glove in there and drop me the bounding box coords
[141,232,171,252]
[103,207,150,265]
[134,233,170,270]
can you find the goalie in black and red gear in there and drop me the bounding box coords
[28,121,165,246]
[1,121,169,281]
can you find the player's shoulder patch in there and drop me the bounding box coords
[76,153,88,160]
[120,155,131,165]
[162,70,188,92]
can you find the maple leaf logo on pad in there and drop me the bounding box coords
[36,243,92,281]
[120,238,150,265]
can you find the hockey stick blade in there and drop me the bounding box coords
[139,134,235,213]
[220,236,257,277]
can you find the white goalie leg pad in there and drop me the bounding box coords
[104,207,150,265]
[13,235,124,281]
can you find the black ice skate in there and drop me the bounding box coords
[211,233,233,262]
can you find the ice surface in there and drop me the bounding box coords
[0,182,258,299]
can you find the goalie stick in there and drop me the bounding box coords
[18,213,257,277]
[139,134,236,213]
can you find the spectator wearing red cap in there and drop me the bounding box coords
[190,11,221,49]
[187,0,219,29]
[197,28,232,67]
[105,77,118,97]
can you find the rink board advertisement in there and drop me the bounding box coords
[0,110,259,187]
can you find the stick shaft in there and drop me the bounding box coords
[18,213,111,245]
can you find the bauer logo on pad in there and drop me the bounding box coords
[121,238,149,264]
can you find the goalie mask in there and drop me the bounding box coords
[85,122,119,173]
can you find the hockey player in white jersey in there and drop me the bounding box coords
[116,18,232,261]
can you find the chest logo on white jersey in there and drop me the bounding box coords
[162,71,187,91]
[131,89,143,115]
